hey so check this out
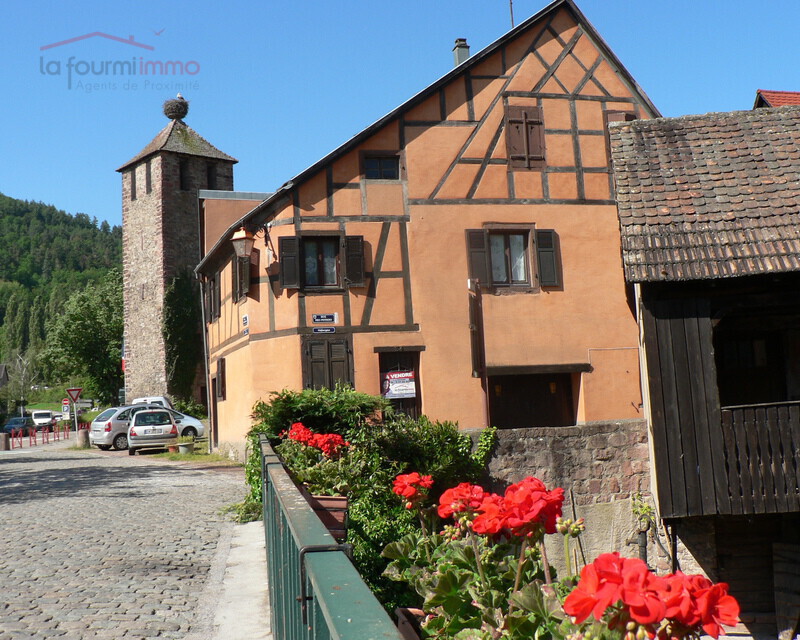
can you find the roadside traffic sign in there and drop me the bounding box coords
[66,387,82,403]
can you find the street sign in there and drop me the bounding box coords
[62,398,70,412]
[66,387,82,403]
[312,327,336,334]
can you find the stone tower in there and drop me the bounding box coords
[118,98,236,403]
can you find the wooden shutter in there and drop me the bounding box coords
[212,272,221,320]
[505,105,545,170]
[230,257,238,301]
[307,340,329,389]
[279,236,301,289]
[304,338,352,390]
[329,340,350,387]
[536,230,560,287]
[466,230,490,285]
[216,357,226,400]
[344,235,365,287]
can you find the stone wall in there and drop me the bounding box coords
[472,420,674,572]
[122,151,233,402]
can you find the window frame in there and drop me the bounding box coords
[279,233,365,293]
[466,225,561,292]
[360,151,402,181]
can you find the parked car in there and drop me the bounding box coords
[3,416,35,434]
[163,408,204,438]
[89,405,146,451]
[130,396,173,409]
[89,404,203,451]
[127,409,178,455]
[31,410,56,429]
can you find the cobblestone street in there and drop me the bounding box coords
[0,443,248,639]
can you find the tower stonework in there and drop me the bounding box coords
[118,101,236,403]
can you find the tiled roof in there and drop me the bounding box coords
[754,89,800,108]
[117,119,237,171]
[610,106,800,283]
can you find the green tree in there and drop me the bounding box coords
[42,269,123,404]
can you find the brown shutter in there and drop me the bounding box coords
[306,340,330,389]
[466,230,490,285]
[536,230,560,287]
[279,236,301,289]
[505,105,545,170]
[329,340,351,387]
[216,357,226,400]
[231,256,238,301]
[212,272,221,320]
[344,235,365,287]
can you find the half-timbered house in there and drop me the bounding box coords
[196,0,659,473]
[610,105,800,639]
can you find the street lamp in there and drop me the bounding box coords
[231,226,255,259]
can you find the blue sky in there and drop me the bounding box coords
[3,0,799,227]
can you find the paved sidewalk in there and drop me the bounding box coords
[0,439,271,639]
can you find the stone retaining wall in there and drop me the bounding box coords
[470,419,674,571]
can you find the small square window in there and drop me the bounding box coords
[364,156,400,180]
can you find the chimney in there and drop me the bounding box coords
[453,38,470,66]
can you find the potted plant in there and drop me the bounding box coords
[176,435,194,454]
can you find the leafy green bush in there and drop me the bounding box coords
[237,386,498,613]
[250,384,386,440]
[173,397,207,418]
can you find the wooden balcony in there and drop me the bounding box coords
[720,401,800,515]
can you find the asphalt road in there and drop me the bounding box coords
[0,441,249,639]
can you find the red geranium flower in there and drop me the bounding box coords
[393,472,433,508]
[563,552,666,626]
[437,483,485,519]
[470,477,564,539]
[287,422,314,445]
[471,492,507,535]
[694,581,739,638]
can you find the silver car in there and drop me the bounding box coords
[90,405,204,451]
[127,409,178,455]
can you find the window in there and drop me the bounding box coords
[466,227,560,289]
[504,104,545,170]
[145,160,152,194]
[363,155,400,180]
[232,254,251,303]
[489,232,529,285]
[207,162,217,189]
[179,157,190,191]
[130,168,137,201]
[279,235,365,291]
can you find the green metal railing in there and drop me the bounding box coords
[260,435,405,640]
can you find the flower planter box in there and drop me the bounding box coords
[304,493,348,542]
[394,607,423,640]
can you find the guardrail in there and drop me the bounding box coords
[260,435,404,640]
[9,424,72,449]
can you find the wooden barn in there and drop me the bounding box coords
[610,105,800,639]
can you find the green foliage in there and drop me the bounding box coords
[0,193,121,364]
[163,271,202,401]
[173,397,208,418]
[41,268,123,405]
[382,529,567,639]
[250,384,387,440]
[242,385,499,613]
[472,426,497,471]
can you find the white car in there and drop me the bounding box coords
[31,410,56,429]
[130,396,173,409]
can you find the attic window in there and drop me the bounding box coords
[130,168,137,201]
[145,160,152,194]
[504,105,545,170]
[207,163,217,189]
[364,155,400,180]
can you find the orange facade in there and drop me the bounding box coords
[197,1,658,452]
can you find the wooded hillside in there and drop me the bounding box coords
[0,193,122,362]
